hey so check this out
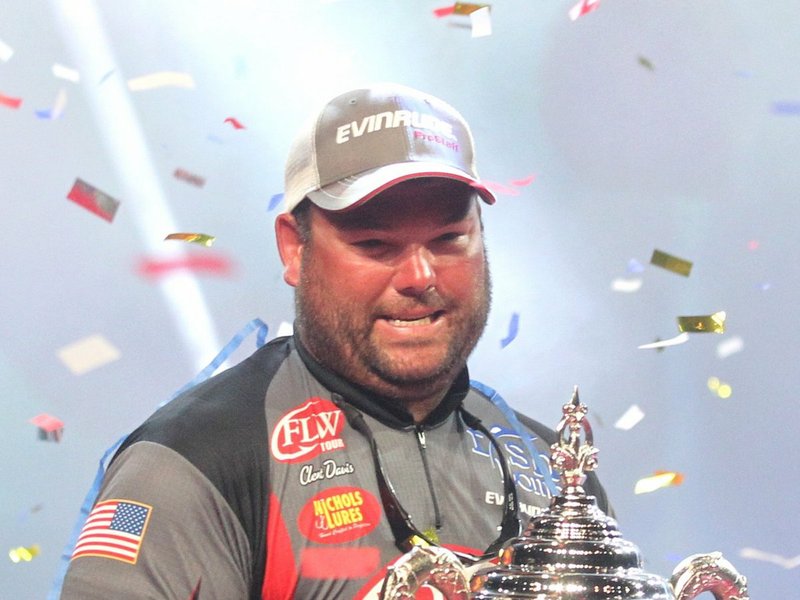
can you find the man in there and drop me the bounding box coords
[60,83,609,598]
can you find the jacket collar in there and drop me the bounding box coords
[293,334,470,429]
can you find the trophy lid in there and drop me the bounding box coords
[470,388,673,599]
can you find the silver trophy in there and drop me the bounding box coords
[379,387,748,600]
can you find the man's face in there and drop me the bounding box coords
[293,179,491,402]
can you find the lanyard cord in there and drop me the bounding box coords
[331,394,522,562]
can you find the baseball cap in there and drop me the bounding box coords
[283,83,496,213]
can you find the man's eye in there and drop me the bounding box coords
[353,239,386,250]
[436,232,465,243]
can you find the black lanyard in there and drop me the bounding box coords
[331,394,521,563]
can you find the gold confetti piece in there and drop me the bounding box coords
[650,249,693,277]
[637,55,655,70]
[57,334,121,375]
[164,233,216,247]
[634,471,683,495]
[8,544,40,563]
[454,2,490,15]
[677,311,726,334]
[707,377,732,399]
[52,63,80,83]
[614,404,644,431]
[637,332,689,350]
[611,277,642,293]
[127,71,196,92]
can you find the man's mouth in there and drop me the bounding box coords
[384,311,444,328]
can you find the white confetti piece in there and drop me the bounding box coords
[470,6,492,38]
[52,63,80,83]
[57,334,121,375]
[0,37,13,62]
[275,321,294,338]
[127,71,196,92]
[614,404,645,431]
[716,335,744,359]
[634,472,682,495]
[638,332,689,350]
[739,548,800,570]
[611,277,642,293]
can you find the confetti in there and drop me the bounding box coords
[0,91,22,109]
[634,471,683,495]
[57,334,121,375]
[638,332,689,350]
[614,404,645,431]
[509,174,536,187]
[35,88,67,120]
[268,193,284,212]
[470,6,492,37]
[716,336,744,359]
[707,377,732,399]
[0,37,13,62]
[173,168,206,188]
[52,63,80,83]
[164,233,216,247]
[500,312,519,348]
[224,116,246,129]
[98,69,115,85]
[677,311,726,334]
[611,277,642,293]
[637,55,655,71]
[569,0,601,21]
[771,101,800,115]
[66,178,120,222]
[626,258,645,274]
[8,545,40,563]
[746,239,759,251]
[127,71,196,92]
[650,249,693,277]
[434,3,489,17]
[482,180,520,196]
[739,548,800,570]
[137,254,234,278]
[29,413,64,442]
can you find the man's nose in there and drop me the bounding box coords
[392,246,436,294]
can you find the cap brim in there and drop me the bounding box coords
[305,162,496,211]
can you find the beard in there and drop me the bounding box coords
[294,250,492,402]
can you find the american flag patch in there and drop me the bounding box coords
[71,499,152,564]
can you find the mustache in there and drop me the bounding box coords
[374,288,448,315]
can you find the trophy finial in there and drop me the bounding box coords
[550,386,599,492]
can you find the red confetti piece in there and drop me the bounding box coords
[29,413,64,442]
[510,174,536,187]
[482,180,521,196]
[173,168,206,188]
[66,178,120,222]
[569,0,601,21]
[433,5,457,17]
[224,116,245,129]
[0,92,22,109]
[137,254,234,278]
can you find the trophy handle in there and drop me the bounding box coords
[378,544,470,600]
[669,552,749,600]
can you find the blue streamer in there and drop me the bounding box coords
[48,318,269,599]
[470,380,560,497]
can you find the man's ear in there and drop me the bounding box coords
[275,212,303,287]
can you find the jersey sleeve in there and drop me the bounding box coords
[60,441,253,599]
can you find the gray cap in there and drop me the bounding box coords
[283,83,496,213]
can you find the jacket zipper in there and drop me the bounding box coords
[415,425,442,531]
